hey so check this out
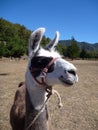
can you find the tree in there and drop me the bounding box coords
[80,48,87,59]
[66,37,80,60]
[11,45,25,58]
[0,42,4,57]
[95,51,98,59]
[0,18,31,58]
[56,44,67,56]
[41,36,50,47]
[10,38,26,58]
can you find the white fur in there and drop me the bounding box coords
[46,58,78,85]
[38,48,61,58]
[26,68,47,110]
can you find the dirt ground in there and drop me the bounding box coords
[0,59,98,130]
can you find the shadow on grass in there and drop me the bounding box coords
[0,73,10,76]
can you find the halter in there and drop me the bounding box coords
[29,57,59,88]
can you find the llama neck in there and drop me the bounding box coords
[25,69,50,130]
[25,69,47,110]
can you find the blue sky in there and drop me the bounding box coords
[0,0,98,43]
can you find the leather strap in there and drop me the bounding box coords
[30,57,59,87]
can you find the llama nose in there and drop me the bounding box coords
[64,69,76,76]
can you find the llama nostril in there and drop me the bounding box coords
[67,70,76,76]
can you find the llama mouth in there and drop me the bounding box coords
[59,76,74,86]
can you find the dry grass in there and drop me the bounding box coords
[0,59,98,130]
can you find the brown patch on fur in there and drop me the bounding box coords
[10,82,50,130]
[10,83,26,130]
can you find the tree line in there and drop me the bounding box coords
[0,18,98,59]
[0,18,31,58]
[57,38,98,60]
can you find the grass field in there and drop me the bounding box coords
[0,59,98,130]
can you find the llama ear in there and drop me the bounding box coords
[45,31,60,51]
[29,28,45,56]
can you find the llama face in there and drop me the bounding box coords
[28,28,78,87]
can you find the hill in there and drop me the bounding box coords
[0,18,98,59]
[0,17,98,52]
[59,40,98,51]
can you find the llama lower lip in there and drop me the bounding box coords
[59,76,74,85]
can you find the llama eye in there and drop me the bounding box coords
[31,56,53,69]
[30,56,54,77]
[37,60,43,65]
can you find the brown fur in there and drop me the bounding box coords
[10,82,26,130]
[10,82,50,130]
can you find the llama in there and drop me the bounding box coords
[10,28,78,130]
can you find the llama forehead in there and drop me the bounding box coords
[37,48,61,58]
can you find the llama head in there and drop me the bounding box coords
[27,28,78,87]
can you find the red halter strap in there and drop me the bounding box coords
[30,57,59,87]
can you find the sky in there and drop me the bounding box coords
[0,0,98,43]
